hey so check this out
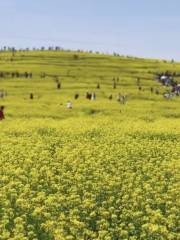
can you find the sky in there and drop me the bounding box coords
[0,0,180,60]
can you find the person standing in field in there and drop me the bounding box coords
[121,95,127,104]
[0,106,5,120]
[86,92,91,100]
[97,83,100,89]
[113,81,116,89]
[109,94,113,100]
[138,85,142,91]
[91,92,96,100]
[74,93,79,100]
[30,93,34,99]
[67,101,72,109]
[57,81,61,89]
[117,93,121,102]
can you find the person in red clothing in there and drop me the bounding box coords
[0,106,5,120]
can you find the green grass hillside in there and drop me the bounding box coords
[0,50,179,240]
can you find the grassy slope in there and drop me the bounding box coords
[0,50,180,120]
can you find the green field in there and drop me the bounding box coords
[0,50,179,240]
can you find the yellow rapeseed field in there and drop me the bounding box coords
[0,50,179,239]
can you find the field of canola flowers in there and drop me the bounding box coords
[0,51,179,239]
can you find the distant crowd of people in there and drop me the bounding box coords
[157,72,180,99]
[0,71,33,79]
[0,71,180,121]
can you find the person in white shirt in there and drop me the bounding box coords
[91,92,96,100]
[67,101,72,109]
